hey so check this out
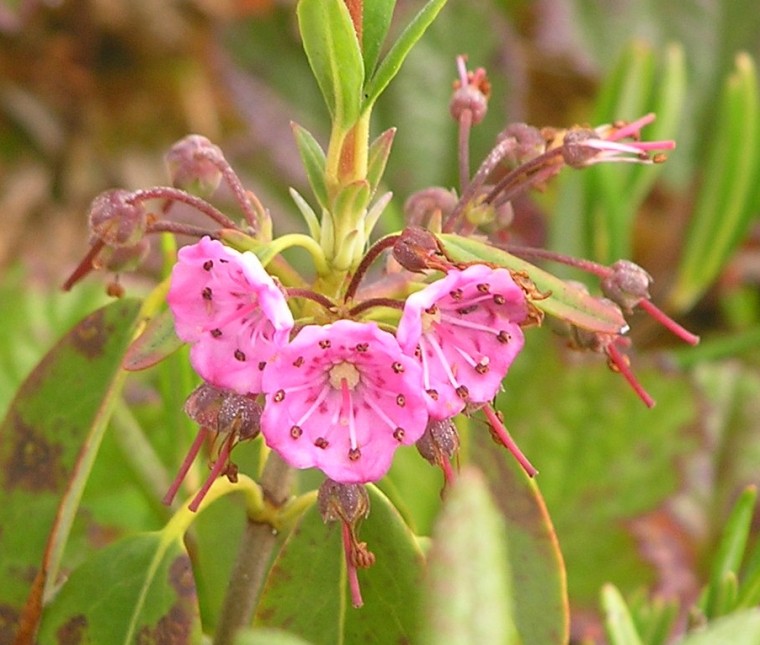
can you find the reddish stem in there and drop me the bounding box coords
[163,427,210,505]
[482,404,538,477]
[606,342,656,408]
[189,433,234,512]
[637,298,700,346]
[343,234,400,302]
[61,239,105,291]
[130,186,239,229]
[342,523,364,608]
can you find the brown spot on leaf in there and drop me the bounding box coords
[168,555,196,599]
[3,413,65,491]
[56,614,88,645]
[136,604,193,645]
[0,604,20,645]
[70,307,109,359]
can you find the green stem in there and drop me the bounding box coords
[212,451,295,645]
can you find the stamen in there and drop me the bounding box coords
[295,385,331,427]
[365,396,403,433]
[341,378,358,451]
[422,334,461,389]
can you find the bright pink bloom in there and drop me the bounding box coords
[168,237,293,394]
[397,265,527,418]
[261,320,428,483]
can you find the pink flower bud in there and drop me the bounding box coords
[601,260,652,312]
[165,134,224,195]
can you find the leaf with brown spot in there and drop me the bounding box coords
[37,534,201,645]
[0,299,142,644]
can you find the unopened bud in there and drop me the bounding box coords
[91,239,150,273]
[601,260,652,312]
[392,226,449,273]
[404,187,458,228]
[318,479,370,525]
[165,134,224,195]
[450,65,490,125]
[416,418,460,466]
[560,128,600,168]
[497,123,545,165]
[88,189,147,247]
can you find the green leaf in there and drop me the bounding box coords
[254,485,424,644]
[291,122,329,210]
[419,467,520,645]
[0,299,142,642]
[703,486,757,618]
[602,584,645,645]
[38,532,202,644]
[470,423,569,645]
[297,0,364,128]
[289,187,322,241]
[440,233,628,334]
[366,127,396,196]
[679,609,760,645]
[234,628,314,645]
[363,0,448,111]
[122,308,183,371]
[361,0,396,79]
[671,53,760,311]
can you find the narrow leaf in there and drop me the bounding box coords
[289,187,322,241]
[0,299,142,643]
[297,0,364,128]
[363,0,448,111]
[361,0,396,78]
[671,53,760,311]
[366,127,396,196]
[420,467,520,645]
[291,122,329,210]
[602,584,645,645]
[37,532,201,644]
[440,233,627,334]
[122,308,183,371]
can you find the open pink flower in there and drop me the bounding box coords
[397,265,527,418]
[261,320,428,483]
[168,237,293,394]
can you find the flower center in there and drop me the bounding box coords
[329,361,361,390]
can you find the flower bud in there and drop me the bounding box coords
[560,128,601,168]
[497,123,545,165]
[404,187,458,228]
[392,226,449,273]
[450,67,490,125]
[91,239,150,273]
[416,418,460,466]
[601,260,652,312]
[88,189,147,247]
[165,134,224,195]
[317,479,370,525]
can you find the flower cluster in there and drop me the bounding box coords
[165,236,532,491]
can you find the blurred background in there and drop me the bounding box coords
[2,0,760,641]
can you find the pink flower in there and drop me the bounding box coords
[261,320,428,483]
[397,265,527,418]
[168,237,293,394]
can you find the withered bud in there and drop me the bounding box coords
[497,123,545,165]
[318,479,370,525]
[165,134,224,195]
[416,418,460,466]
[404,187,458,228]
[88,189,148,247]
[91,239,150,273]
[560,128,600,168]
[601,260,652,312]
[392,226,448,273]
[185,382,262,440]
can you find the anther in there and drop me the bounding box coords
[273,389,285,403]
[234,349,246,361]
[348,448,361,461]
[210,328,222,338]
[392,362,405,373]
[290,425,303,438]
[202,287,212,300]
[393,428,405,441]
[202,260,213,271]
[315,437,329,449]
[319,340,331,349]
[396,394,406,407]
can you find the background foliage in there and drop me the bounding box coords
[2,0,760,643]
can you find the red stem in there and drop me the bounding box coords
[482,404,538,477]
[163,427,210,505]
[606,342,656,408]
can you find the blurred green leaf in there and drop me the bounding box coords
[122,308,183,372]
[297,0,364,129]
[471,424,569,644]
[362,0,448,111]
[419,467,520,645]
[254,485,424,644]
[703,486,756,618]
[0,298,142,642]
[234,627,314,645]
[679,609,760,644]
[366,127,396,196]
[440,233,628,334]
[602,584,645,645]
[671,53,760,312]
[38,531,201,644]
